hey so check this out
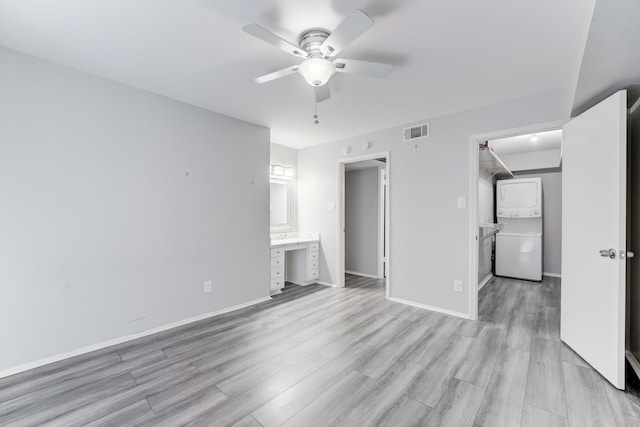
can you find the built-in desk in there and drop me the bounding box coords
[270,233,320,295]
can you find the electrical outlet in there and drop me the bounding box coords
[454,280,463,292]
[203,281,212,293]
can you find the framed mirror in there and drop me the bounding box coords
[270,178,292,228]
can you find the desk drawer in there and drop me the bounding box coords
[270,255,284,268]
[308,251,319,261]
[270,278,284,290]
[270,267,284,279]
[306,269,319,281]
[308,260,319,270]
[308,242,319,252]
[271,248,284,257]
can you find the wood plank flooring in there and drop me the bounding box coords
[2,274,640,426]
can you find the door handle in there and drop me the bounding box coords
[599,248,616,259]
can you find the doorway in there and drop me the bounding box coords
[337,151,390,297]
[468,121,566,319]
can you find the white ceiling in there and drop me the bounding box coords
[489,129,562,156]
[0,0,592,148]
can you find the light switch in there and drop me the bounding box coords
[457,197,466,209]
[328,202,336,211]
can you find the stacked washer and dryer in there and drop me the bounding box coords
[495,177,543,281]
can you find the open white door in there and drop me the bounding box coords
[561,90,627,389]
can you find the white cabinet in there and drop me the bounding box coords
[306,243,319,281]
[269,234,321,295]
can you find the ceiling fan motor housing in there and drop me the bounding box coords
[298,29,330,56]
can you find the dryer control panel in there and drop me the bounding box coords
[498,209,541,218]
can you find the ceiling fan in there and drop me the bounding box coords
[242,9,392,103]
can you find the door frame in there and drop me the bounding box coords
[337,151,391,298]
[378,167,387,279]
[468,120,566,320]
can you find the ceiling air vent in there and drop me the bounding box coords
[403,122,430,142]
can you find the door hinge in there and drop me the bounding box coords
[621,250,635,259]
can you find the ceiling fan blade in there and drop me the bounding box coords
[254,66,299,84]
[315,85,331,102]
[334,59,392,78]
[243,23,308,59]
[320,10,374,57]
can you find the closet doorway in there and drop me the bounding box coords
[468,120,565,319]
[337,151,390,297]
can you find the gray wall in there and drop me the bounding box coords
[271,143,297,170]
[511,171,563,275]
[345,168,380,276]
[0,47,270,372]
[572,0,640,116]
[297,89,571,316]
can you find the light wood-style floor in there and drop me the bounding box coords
[2,274,640,426]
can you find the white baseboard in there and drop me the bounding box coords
[316,280,338,288]
[0,295,272,380]
[627,350,640,381]
[387,297,470,319]
[345,270,379,279]
[543,272,562,278]
[478,273,493,291]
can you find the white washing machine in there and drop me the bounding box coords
[495,177,543,281]
[495,232,542,281]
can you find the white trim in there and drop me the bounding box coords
[543,272,562,278]
[377,167,386,279]
[478,273,493,291]
[345,270,379,279]
[627,350,640,381]
[0,296,272,379]
[468,133,480,320]
[316,280,339,288]
[468,120,568,323]
[385,158,390,298]
[337,160,345,288]
[388,297,470,319]
[338,151,391,299]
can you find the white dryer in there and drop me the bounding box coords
[496,177,542,219]
[495,177,543,281]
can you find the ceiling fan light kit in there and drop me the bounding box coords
[298,58,335,87]
[242,9,392,104]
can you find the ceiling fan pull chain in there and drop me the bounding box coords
[314,101,319,125]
